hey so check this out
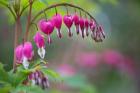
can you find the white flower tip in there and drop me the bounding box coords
[38,47,46,59]
[23,57,29,69]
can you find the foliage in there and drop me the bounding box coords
[0,60,60,93]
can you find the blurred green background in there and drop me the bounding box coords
[0,0,140,93]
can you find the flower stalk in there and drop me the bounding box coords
[13,17,19,71]
[24,0,33,41]
[31,3,98,25]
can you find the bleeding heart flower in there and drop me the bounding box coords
[89,20,96,32]
[85,19,89,36]
[73,14,80,34]
[91,25,105,42]
[52,14,63,38]
[28,70,49,89]
[38,19,54,44]
[63,15,73,37]
[38,19,47,32]
[57,64,76,77]
[23,42,34,60]
[15,42,34,69]
[15,45,23,64]
[98,25,105,39]
[34,32,45,48]
[79,18,85,38]
[34,32,46,59]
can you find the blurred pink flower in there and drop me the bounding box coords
[102,50,124,66]
[75,52,99,67]
[118,57,135,76]
[102,50,136,76]
[57,64,76,77]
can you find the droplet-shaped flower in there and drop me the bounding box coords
[63,15,73,37]
[15,45,23,64]
[22,42,34,69]
[79,18,85,38]
[85,19,89,36]
[89,19,96,32]
[73,14,80,34]
[91,25,105,42]
[38,19,47,32]
[23,42,34,60]
[52,14,63,38]
[38,19,54,44]
[34,32,46,59]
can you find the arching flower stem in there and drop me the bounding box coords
[24,3,99,41]
[31,3,98,25]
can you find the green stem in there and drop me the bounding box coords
[13,16,20,71]
[31,3,98,25]
[0,1,16,20]
[19,0,36,17]
[24,0,33,41]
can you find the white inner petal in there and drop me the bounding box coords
[38,47,46,59]
[22,57,29,69]
[32,79,36,85]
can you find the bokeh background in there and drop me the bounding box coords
[0,0,140,93]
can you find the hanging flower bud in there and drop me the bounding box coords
[23,42,34,60]
[73,14,80,34]
[22,42,34,69]
[28,70,49,89]
[98,25,105,39]
[34,32,46,59]
[91,25,105,42]
[38,19,47,32]
[90,19,96,32]
[38,19,54,44]
[15,45,23,64]
[52,14,63,38]
[41,76,49,89]
[63,15,73,37]
[79,18,85,38]
[34,32,45,48]
[85,19,89,36]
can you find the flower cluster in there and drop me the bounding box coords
[15,6,105,89]
[15,42,34,69]
[34,32,46,59]
[28,70,49,89]
[38,13,105,44]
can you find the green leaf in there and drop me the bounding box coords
[64,75,96,93]
[11,85,45,93]
[41,68,61,79]
[0,81,12,93]
[39,0,48,5]
[8,66,30,87]
[0,63,9,82]
[0,0,8,6]
[64,75,87,88]
[29,60,41,69]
